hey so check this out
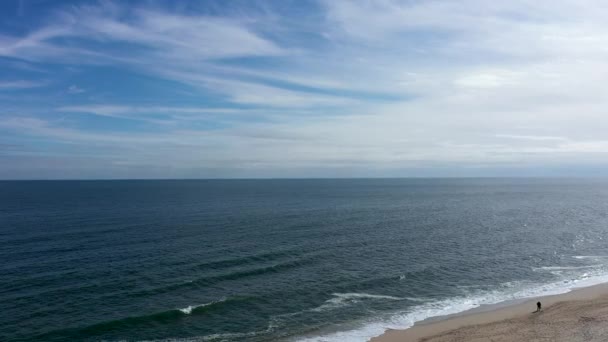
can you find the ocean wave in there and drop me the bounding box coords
[33,297,232,340]
[190,249,302,272]
[533,265,601,271]
[148,315,278,342]
[310,292,405,313]
[295,266,608,342]
[178,298,227,315]
[268,291,410,329]
[332,292,405,301]
[404,296,433,302]
[152,327,277,342]
[573,255,608,260]
[199,330,263,341]
[146,328,272,342]
[128,256,319,298]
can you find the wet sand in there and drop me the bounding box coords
[371,283,608,342]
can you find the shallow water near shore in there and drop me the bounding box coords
[3,178,608,341]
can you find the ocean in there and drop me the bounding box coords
[3,179,608,341]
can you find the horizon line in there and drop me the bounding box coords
[1,176,605,181]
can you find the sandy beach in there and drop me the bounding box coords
[371,283,608,342]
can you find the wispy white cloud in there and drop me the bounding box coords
[495,134,568,142]
[55,104,311,125]
[67,85,85,94]
[0,3,362,109]
[58,104,288,116]
[1,4,284,60]
[0,80,47,89]
[207,79,361,107]
[4,106,608,179]
[5,1,608,177]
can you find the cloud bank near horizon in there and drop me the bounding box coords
[2,0,608,179]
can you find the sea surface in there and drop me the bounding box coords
[3,179,608,341]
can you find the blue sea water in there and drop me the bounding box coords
[3,179,608,341]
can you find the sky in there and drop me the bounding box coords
[2,0,608,179]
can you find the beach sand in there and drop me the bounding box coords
[371,283,608,342]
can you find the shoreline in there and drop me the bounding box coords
[370,282,608,341]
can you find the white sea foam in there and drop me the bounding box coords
[199,330,261,341]
[309,292,405,313]
[533,265,600,271]
[573,255,608,260]
[332,293,404,301]
[404,297,430,302]
[178,298,226,315]
[295,267,608,342]
[178,306,196,315]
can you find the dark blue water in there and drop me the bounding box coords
[3,179,608,341]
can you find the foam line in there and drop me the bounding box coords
[295,268,608,342]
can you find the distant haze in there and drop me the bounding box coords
[2,1,608,179]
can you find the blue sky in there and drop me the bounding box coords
[2,0,608,179]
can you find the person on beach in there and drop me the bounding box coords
[536,301,542,312]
